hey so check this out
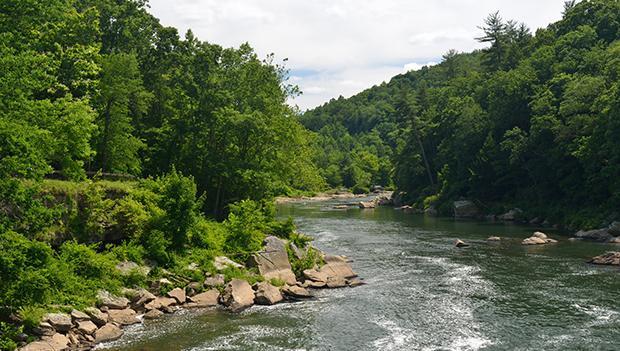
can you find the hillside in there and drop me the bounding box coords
[301,0,620,229]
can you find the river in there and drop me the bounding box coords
[102,198,620,351]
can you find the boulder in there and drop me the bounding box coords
[254,282,283,305]
[149,278,173,292]
[522,237,546,245]
[282,285,312,299]
[498,208,523,221]
[43,313,72,333]
[302,280,326,289]
[32,322,55,337]
[21,333,70,351]
[589,251,620,266]
[326,276,347,288]
[131,289,156,310]
[358,201,376,209]
[610,237,620,244]
[453,200,479,218]
[144,296,176,311]
[97,290,129,310]
[94,324,124,344]
[167,288,186,305]
[107,308,139,325]
[221,279,255,312]
[77,321,98,335]
[70,309,90,322]
[574,228,614,242]
[143,309,163,320]
[204,274,225,288]
[289,242,307,260]
[247,236,297,285]
[303,269,329,283]
[214,256,244,271]
[318,255,357,282]
[609,222,620,236]
[522,232,557,245]
[454,239,469,248]
[188,290,220,307]
[532,231,548,239]
[84,307,108,327]
[487,236,501,242]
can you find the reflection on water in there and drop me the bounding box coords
[103,200,620,351]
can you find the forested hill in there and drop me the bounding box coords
[301,0,620,229]
[1,0,324,218]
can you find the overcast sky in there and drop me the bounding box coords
[147,0,566,110]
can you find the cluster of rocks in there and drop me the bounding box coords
[19,236,360,350]
[521,231,558,245]
[357,192,393,209]
[572,222,620,243]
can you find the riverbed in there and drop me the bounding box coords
[101,198,620,351]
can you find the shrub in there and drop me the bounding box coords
[141,229,171,266]
[224,200,267,258]
[189,218,226,252]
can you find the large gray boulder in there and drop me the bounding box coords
[575,228,614,242]
[247,236,297,285]
[221,279,255,312]
[253,282,283,305]
[453,200,479,218]
[609,222,620,236]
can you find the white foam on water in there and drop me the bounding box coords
[573,303,619,325]
[371,317,415,351]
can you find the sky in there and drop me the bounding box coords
[147,0,566,110]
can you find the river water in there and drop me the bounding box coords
[103,198,620,351]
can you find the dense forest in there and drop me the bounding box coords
[302,0,620,228]
[0,1,323,348]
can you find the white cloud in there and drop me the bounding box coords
[404,61,439,72]
[147,0,566,110]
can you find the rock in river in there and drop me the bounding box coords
[221,279,255,312]
[454,239,469,248]
[522,232,558,245]
[589,252,620,266]
[188,290,220,307]
[254,282,283,305]
[95,324,124,344]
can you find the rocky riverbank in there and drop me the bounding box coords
[17,236,361,351]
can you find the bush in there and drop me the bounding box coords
[0,322,21,351]
[224,200,267,258]
[189,218,226,252]
[141,229,171,266]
